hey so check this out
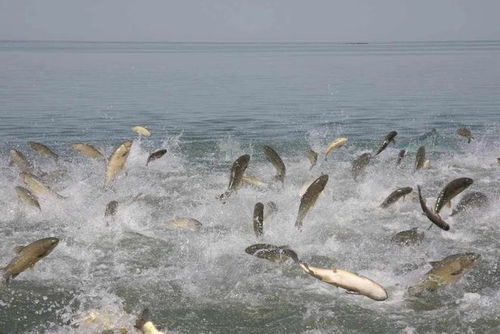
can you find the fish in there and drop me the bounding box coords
[1,237,59,285]
[105,200,119,217]
[305,149,318,169]
[450,191,489,216]
[242,173,267,188]
[324,137,347,161]
[264,201,278,219]
[135,308,166,334]
[380,187,413,208]
[374,131,397,156]
[132,126,152,137]
[245,244,298,263]
[253,202,264,237]
[390,228,424,246]
[9,149,34,174]
[434,177,474,214]
[417,186,450,231]
[415,146,426,171]
[457,128,473,143]
[71,143,104,159]
[407,253,480,297]
[396,149,406,166]
[15,186,41,211]
[19,172,65,200]
[163,218,202,231]
[295,174,328,229]
[146,149,167,165]
[104,140,133,187]
[352,153,371,180]
[263,145,286,183]
[298,262,388,301]
[219,154,250,200]
[27,141,58,160]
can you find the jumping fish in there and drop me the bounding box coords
[396,149,406,166]
[434,177,473,214]
[263,145,286,183]
[380,187,413,208]
[15,186,41,211]
[324,137,347,161]
[450,191,489,216]
[374,131,397,156]
[9,149,34,174]
[1,237,59,285]
[146,149,167,165]
[27,141,58,160]
[253,202,264,237]
[135,308,166,334]
[242,173,267,188]
[415,146,426,171]
[295,174,328,229]
[245,244,297,263]
[132,126,151,137]
[163,218,202,231]
[298,262,388,301]
[352,153,371,180]
[457,128,473,143]
[104,140,133,187]
[71,143,104,159]
[19,172,65,200]
[417,186,450,231]
[219,154,250,200]
[390,228,424,246]
[305,149,318,169]
[105,200,119,217]
[407,253,480,296]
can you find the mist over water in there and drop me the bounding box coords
[0,41,499,333]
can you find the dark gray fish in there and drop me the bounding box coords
[374,131,397,156]
[253,202,264,238]
[146,149,167,166]
[219,154,250,200]
[390,228,424,246]
[263,145,286,183]
[305,149,318,169]
[415,146,426,170]
[9,149,34,174]
[380,187,413,208]
[1,237,59,285]
[352,153,371,180]
[28,141,59,160]
[295,174,328,229]
[450,191,489,216]
[105,200,119,217]
[417,186,450,231]
[245,244,298,263]
[396,149,406,166]
[434,177,473,214]
[457,128,473,143]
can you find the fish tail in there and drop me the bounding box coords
[0,268,9,287]
[282,249,300,264]
[135,308,151,329]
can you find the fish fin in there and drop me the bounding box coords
[135,308,151,329]
[14,246,24,254]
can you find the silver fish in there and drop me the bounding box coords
[28,141,58,160]
[380,187,413,208]
[219,154,250,200]
[9,149,34,174]
[71,143,104,159]
[352,153,371,180]
[415,146,426,170]
[146,149,167,165]
[305,149,318,169]
[417,186,450,231]
[374,131,397,156]
[104,140,133,187]
[434,177,473,213]
[253,202,264,237]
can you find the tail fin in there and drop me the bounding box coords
[0,268,10,287]
[135,308,151,329]
[282,249,300,264]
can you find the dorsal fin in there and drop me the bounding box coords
[14,246,24,254]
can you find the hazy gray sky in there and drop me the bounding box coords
[1,0,499,42]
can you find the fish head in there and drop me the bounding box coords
[40,237,60,254]
[462,178,474,187]
[459,253,480,269]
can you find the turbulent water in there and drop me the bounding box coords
[0,41,500,333]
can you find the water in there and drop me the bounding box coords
[0,41,499,333]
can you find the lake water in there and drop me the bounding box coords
[0,41,499,333]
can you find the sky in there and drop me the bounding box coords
[1,0,499,42]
